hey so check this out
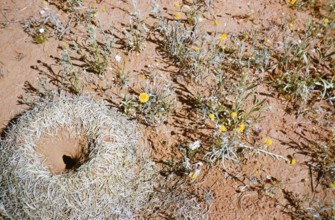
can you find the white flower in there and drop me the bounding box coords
[40,10,45,15]
[115,54,122,62]
[39,28,45,33]
[188,140,201,151]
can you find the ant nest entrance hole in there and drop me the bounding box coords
[36,128,89,174]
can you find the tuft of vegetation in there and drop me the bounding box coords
[4,0,335,218]
[123,0,149,52]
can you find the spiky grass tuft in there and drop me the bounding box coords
[0,96,206,219]
[0,96,155,219]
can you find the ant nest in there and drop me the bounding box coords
[0,96,156,219]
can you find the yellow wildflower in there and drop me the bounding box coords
[193,45,199,51]
[288,23,294,29]
[323,18,329,24]
[230,112,238,118]
[248,52,253,57]
[263,137,273,146]
[209,113,215,120]
[289,157,297,165]
[189,169,201,180]
[289,0,296,5]
[219,33,228,42]
[236,123,245,133]
[139,93,149,103]
[265,38,270,43]
[284,94,292,100]
[214,20,220,26]
[60,41,68,49]
[244,34,249,40]
[174,13,181,19]
[101,7,106,12]
[140,74,146,80]
[221,45,225,50]
[219,124,227,132]
[173,2,180,7]
[329,181,335,189]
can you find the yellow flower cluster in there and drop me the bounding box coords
[230,111,237,118]
[139,93,149,103]
[288,157,296,165]
[193,45,199,51]
[219,124,227,132]
[174,13,181,19]
[288,23,294,29]
[289,0,296,5]
[323,18,329,24]
[219,33,228,42]
[236,123,245,133]
[263,137,273,147]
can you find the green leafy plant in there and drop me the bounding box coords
[271,19,335,111]
[73,25,113,75]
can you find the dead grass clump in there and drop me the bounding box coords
[0,96,155,219]
[0,96,206,219]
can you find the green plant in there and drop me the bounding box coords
[153,15,227,83]
[271,18,335,111]
[180,0,214,25]
[123,0,148,52]
[111,54,129,88]
[73,25,113,75]
[120,77,175,125]
[195,71,265,131]
[33,28,47,44]
[19,76,57,108]
[59,47,83,94]
[205,133,287,167]
[23,11,74,41]
[289,0,335,20]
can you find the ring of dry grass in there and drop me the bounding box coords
[0,96,155,219]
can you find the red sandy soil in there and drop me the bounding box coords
[0,0,334,219]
